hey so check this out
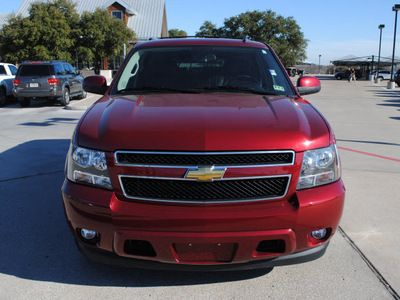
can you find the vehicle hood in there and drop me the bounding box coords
[76,94,330,152]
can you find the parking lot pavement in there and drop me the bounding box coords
[306,75,400,296]
[0,77,398,299]
[66,92,101,110]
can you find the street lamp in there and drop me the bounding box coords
[319,55,321,74]
[388,4,400,89]
[376,24,385,83]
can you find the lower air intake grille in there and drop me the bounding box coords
[120,176,290,203]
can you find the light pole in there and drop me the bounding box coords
[388,4,400,89]
[376,24,385,83]
[319,55,321,74]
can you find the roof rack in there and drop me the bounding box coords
[21,60,67,64]
[151,36,253,42]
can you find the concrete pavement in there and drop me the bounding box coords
[306,76,400,296]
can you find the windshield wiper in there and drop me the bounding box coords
[116,86,199,94]
[198,86,279,95]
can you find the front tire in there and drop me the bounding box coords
[60,88,70,106]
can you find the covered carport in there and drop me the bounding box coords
[331,55,400,79]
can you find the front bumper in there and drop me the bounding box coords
[62,179,345,270]
[76,239,329,271]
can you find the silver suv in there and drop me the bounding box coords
[13,60,86,107]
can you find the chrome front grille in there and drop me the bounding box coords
[115,150,295,167]
[116,151,294,203]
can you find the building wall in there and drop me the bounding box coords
[161,5,168,37]
[107,2,129,25]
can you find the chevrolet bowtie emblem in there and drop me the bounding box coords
[185,166,226,182]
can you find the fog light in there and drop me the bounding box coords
[81,229,97,240]
[311,229,327,240]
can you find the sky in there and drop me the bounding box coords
[2,0,400,65]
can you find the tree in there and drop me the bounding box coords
[0,0,136,67]
[0,0,79,63]
[196,10,308,66]
[195,21,221,37]
[77,9,136,69]
[168,28,187,38]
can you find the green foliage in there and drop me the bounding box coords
[196,10,308,66]
[168,28,187,37]
[77,9,136,64]
[0,0,136,65]
[0,0,79,62]
[195,21,221,37]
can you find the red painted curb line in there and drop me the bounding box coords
[338,146,400,163]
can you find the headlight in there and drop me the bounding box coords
[297,145,340,190]
[66,144,112,190]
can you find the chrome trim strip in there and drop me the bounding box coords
[118,174,292,204]
[114,150,295,168]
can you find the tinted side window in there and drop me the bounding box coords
[0,66,6,75]
[9,65,17,75]
[64,64,76,75]
[62,64,70,74]
[54,64,65,75]
[68,64,77,75]
[19,65,52,77]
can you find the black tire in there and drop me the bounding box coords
[336,76,342,80]
[18,97,31,107]
[0,87,6,107]
[60,88,70,106]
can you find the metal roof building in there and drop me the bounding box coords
[14,0,168,42]
[0,13,13,28]
[331,55,400,67]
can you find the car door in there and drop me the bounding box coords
[64,63,80,94]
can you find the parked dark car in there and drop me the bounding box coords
[334,69,362,80]
[394,69,400,86]
[13,60,86,107]
[285,67,297,77]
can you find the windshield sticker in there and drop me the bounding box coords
[262,50,267,54]
[273,85,285,92]
[269,69,277,76]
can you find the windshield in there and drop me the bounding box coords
[112,45,294,96]
[18,65,52,77]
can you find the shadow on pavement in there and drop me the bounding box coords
[0,139,270,287]
[19,117,79,127]
[314,75,337,81]
[337,139,400,147]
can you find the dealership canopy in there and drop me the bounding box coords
[331,55,400,67]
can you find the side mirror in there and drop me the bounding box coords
[296,76,321,95]
[83,75,108,95]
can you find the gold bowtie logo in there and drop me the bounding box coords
[185,166,226,182]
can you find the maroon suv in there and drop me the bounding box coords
[62,38,345,271]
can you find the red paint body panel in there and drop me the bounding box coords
[77,94,329,152]
[62,179,345,264]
